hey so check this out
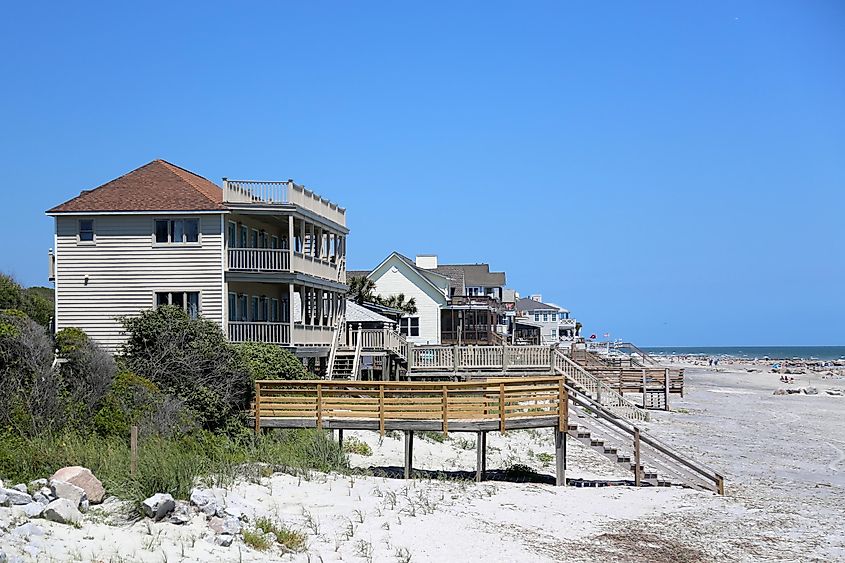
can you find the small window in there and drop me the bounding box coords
[534,313,540,322]
[155,291,200,319]
[78,219,94,243]
[260,296,269,321]
[155,219,199,244]
[400,317,420,337]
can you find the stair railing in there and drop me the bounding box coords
[554,350,649,422]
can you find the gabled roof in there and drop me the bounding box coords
[47,159,225,214]
[345,300,395,324]
[516,297,560,313]
[439,263,505,288]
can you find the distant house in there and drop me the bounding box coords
[515,295,577,345]
[350,253,506,345]
[46,159,348,366]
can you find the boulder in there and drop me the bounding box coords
[805,386,818,395]
[43,499,82,525]
[22,502,44,518]
[50,467,105,504]
[0,548,6,563]
[12,484,27,493]
[32,492,50,506]
[190,488,222,517]
[168,501,192,525]
[214,533,234,547]
[209,516,241,535]
[142,493,175,521]
[0,488,33,506]
[50,480,86,507]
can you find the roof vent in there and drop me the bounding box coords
[79,189,92,196]
[530,294,542,302]
[416,255,438,269]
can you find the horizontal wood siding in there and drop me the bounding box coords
[371,262,446,345]
[54,214,224,351]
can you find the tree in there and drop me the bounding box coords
[347,275,376,305]
[235,342,309,385]
[120,306,250,430]
[377,293,417,315]
[0,275,54,328]
[0,274,23,311]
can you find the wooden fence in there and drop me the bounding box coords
[254,377,568,435]
[409,345,553,373]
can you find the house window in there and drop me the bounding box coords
[260,231,269,248]
[400,317,420,337]
[228,293,237,321]
[228,222,237,248]
[251,296,260,321]
[549,313,556,322]
[155,291,200,319]
[154,219,199,244]
[239,225,248,248]
[271,298,280,322]
[238,294,248,321]
[250,229,259,249]
[543,314,549,322]
[534,313,540,322]
[78,219,94,243]
[260,296,269,321]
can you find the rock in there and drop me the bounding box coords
[50,480,87,507]
[0,548,6,563]
[209,516,241,535]
[50,467,105,504]
[214,533,234,547]
[12,521,45,538]
[79,499,89,513]
[22,502,44,518]
[12,484,27,493]
[264,531,277,544]
[0,488,33,505]
[44,499,82,525]
[142,493,175,521]
[33,493,50,506]
[805,386,818,395]
[168,502,192,525]
[773,388,786,395]
[0,493,6,507]
[190,488,222,517]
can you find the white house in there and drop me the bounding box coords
[515,295,578,345]
[46,159,349,365]
[349,253,507,345]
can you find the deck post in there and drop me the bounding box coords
[337,428,344,450]
[634,427,642,487]
[254,382,261,434]
[406,342,414,373]
[476,431,486,482]
[554,426,566,486]
[453,344,460,373]
[663,368,670,411]
[404,430,414,479]
[501,344,508,374]
[642,369,647,409]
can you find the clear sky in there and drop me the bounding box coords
[1,2,842,346]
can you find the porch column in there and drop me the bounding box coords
[404,430,414,479]
[288,283,295,343]
[287,215,294,254]
[300,219,306,255]
[555,427,566,486]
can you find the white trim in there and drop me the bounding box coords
[152,289,203,318]
[77,218,96,246]
[47,210,227,217]
[150,217,202,247]
[221,215,227,329]
[53,224,58,334]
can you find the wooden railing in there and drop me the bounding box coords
[292,325,335,346]
[228,248,291,271]
[292,252,339,281]
[554,350,649,422]
[345,328,407,359]
[229,321,290,345]
[409,345,553,373]
[254,377,568,435]
[223,179,347,227]
[583,367,685,395]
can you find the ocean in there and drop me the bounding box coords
[642,346,845,361]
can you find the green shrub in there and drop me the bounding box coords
[119,306,250,431]
[255,517,307,552]
[419,431,446,443]
[93,372,162,437]
[21,288,53,327]
[235,342,309,384]
[56,327,89,356]
[242,528,272,551]
[343,436,372,456]
[0,275,23,311]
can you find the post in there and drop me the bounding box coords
[453,344,460,373]
[378,384,385,436]
[501,344,508,374]
[441,385,449,436]
[316,383,323,430]
[254,382,261,434]
[476,431,485,482]
[406,341,414,372]
[130,425,138,477]
[337,428,344,450]
[634,427,642,487]
[642,369,647,409]
[554,426,566,486]
[499,383,506,432]
[663,368,670,411]
[404,430,414,479]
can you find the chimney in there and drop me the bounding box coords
[530,294,542,302]
[415,255,438,269]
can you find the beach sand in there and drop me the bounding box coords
[2,364,843,561]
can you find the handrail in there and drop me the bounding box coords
[254,377,568,436]
[554,350,649,422]
[567,385,724,493]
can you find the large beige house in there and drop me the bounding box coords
[47,159,348,365]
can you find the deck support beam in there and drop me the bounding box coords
[404,430,414,479]
[476,431,487,482]
[554,427,566,486]
[337,428,344,450]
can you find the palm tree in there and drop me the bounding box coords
[347,275,376,305]
[377,293,417,315]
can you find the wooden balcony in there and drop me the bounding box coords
[223,179,346,227]
[292,325,335,346]
[229,321,290,345]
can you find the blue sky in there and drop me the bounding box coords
[1,2,842,346]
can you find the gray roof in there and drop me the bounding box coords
[346,270,371,280]
[515,297,560,313]
[345,300,394,324]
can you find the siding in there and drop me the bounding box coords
[54,214,224,351]
[370,260,448,345]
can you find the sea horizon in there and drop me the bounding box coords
[642,345,845,361]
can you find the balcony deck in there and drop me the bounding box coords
[223,179,346,227]
[228,322,334,347]
[227,248,345,283]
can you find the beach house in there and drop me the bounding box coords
[515,295,578,345]
[46,159,348,366]
[349,253,507,345]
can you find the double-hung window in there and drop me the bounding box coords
[78,219,95,243]
[155,219,199,244]
[271,236,279,250]
[155,291,200,319]
[534,313,540,322]
[400,317,420,337]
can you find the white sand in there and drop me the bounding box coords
[2,364,844,562]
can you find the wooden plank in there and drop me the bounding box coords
[634,427,642,487]
[442,385,448,435]
[499,383,506,432]
[379,385,385,436]
[254,382,261,433]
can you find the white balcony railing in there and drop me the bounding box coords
[228,322,290,345]
[559,318,577,329]
[223,179,346,227]
[293,325,335,346]
[228,248,291,271]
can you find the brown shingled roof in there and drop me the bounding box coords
[46,159,225,213]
